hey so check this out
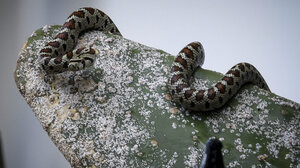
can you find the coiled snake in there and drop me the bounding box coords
[39,7,270,112]
[39,7,121,74]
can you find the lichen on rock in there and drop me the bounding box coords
[15,25,300,167]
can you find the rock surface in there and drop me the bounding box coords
[14,25,300,167]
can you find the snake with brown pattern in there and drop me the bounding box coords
[169,42,270,111]
[39,8,269,112]
[39,7,121,74]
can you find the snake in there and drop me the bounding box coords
[39,7,121,74]
[169,42,270,111]
[39,7,270,112]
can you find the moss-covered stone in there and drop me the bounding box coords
[14,25,300,167]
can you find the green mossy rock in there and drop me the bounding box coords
[14,25,300,167]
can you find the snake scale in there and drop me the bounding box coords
[39,7,270,112]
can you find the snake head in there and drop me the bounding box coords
[68,47,97,71]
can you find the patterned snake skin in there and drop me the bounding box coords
[39,7,121,73]
[169,42,270,111]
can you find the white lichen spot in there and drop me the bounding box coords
[42,25,51,32]
[108,86,116,93]
[126,76,133,84]
[228,161,240,167]
[257,154,268,161]
[240,154,246,160]
[104,37,114,43]
[96,96,106,104]
[49,94,56,102]
[213,128,219,133]
[131,144,139,153]
[30,32,37,38]
[72,112,80,120]
[257,101,267,110]
[256,143,262,151]
[125,111,131,118]
[98,81,106,89]
[137,152,143,156]
[147,100,154,107]
[172,122,177,129]
[285,154,290,160]
[28,57,33,63]
[161,86,167,91]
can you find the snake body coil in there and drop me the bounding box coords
[169,42,270,111]
[39,7,121,73]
